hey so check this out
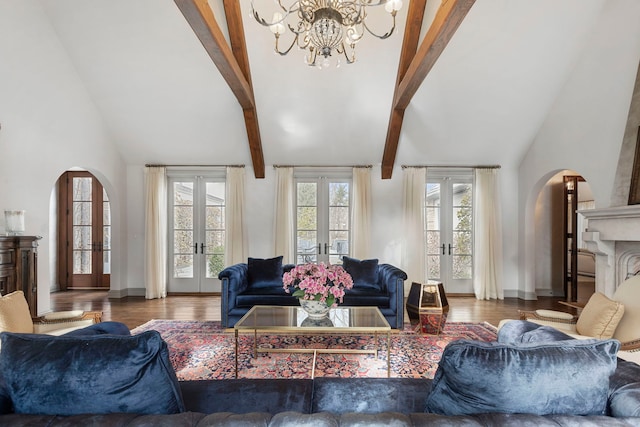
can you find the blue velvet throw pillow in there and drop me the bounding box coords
[0,330,184,416]
[498,320,575,344]
[248,256,284,289]
[425,338,619,416]
[342,256,380,291]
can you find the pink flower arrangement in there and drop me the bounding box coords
[283,262,354,308]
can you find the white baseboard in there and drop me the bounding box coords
[107,288,145,298]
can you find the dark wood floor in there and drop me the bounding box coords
[50,291,576,330]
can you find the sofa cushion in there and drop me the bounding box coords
[248,256,284,289]
[576,292,624,339]
[498,320,575,344]
[0,330,184,416]
[425,338,619,416]
[342,256,380,291]
[0,291,33,334]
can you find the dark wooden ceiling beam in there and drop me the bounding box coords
[381,0,428,180]
[175,0,265,178]
[381,0,476,179]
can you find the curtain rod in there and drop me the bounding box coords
[145,164,245,168]
[401,164,501,169]
[273,165,372,168]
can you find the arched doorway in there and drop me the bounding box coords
[55,170,111,290]
[534,170,594,302]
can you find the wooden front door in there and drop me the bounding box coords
[57,171,111,290]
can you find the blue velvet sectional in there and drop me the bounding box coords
[219,256,408,328]
[0,321,639,426]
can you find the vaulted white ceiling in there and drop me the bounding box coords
[37,0,631,177]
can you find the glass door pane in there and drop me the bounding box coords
[328,182,349,264]
[172,181,195,280]
[425,183,441,280]
[206,182,225,279]
[72,177,92,275]
[296,182,318,264]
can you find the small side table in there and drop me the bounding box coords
[406,281,449,335]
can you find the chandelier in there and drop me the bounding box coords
[251,0,403,69]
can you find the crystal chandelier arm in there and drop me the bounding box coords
[274,33,302,56]
[361,11,397,39]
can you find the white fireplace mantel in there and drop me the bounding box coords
[580,205,640,296]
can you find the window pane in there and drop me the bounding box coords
[73,177,92,201]
[174,206,193,230]
[329,182,349,206]
[73,251,92,274]
[426,231,441,255]
[73,226,91,250]
[329,206,349,230]
[297,231,317,263]
[103,250,111,274]
[174,182,193,205]
[453,231,472,255]
[330,230,349,256]
[206,231,225,253]
[174,255,193,278]
[453,255,472,279]
[297,183,316,206]
[103,201,111,226]
[427,255,440,280]
[205,182,225,204]
[174,230,193,254]
[207,254,225,278]
[103,226,111,250]
[297,207,317,230]
[206,206,224,230]
[73,202,92,226]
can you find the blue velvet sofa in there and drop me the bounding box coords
[0,321,639,426]
[219,256,407,328]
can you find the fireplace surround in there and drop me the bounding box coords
[581,205,640,297]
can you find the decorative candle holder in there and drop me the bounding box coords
[4,210,25,236]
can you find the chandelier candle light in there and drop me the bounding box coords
[251,0,403,69]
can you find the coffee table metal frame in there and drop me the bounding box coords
[233,305,392,378]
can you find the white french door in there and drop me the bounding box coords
[425,170,474,294]
[168,172,225,293]
[295,175,351,265]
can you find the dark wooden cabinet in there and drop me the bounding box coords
[0,236,41,316]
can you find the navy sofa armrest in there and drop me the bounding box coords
[377,264,407,329]
[219,263,249,327]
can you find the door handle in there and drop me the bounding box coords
[194,243,198,254]
[324,243,328,254]
[448,244,452,255]
[441,244,445,255]
[318,244,321,254]
[98,242,102,252]
[200,243,206,254]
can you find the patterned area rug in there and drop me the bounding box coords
[131,320,497,380]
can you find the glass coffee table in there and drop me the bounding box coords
[234,305,391,378]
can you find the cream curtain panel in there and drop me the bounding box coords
[225,166,248,266]
[274,167,295,264]
[144,166,167,300]
[351,167,372,259]
[402,167,426,293]
[473,168,504,300]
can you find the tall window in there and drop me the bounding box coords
[295,171,351,265]
[167,170,225,293]
[425,169,474,293]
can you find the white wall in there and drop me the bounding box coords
[519,0,640,299]
[0,1,127,313]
